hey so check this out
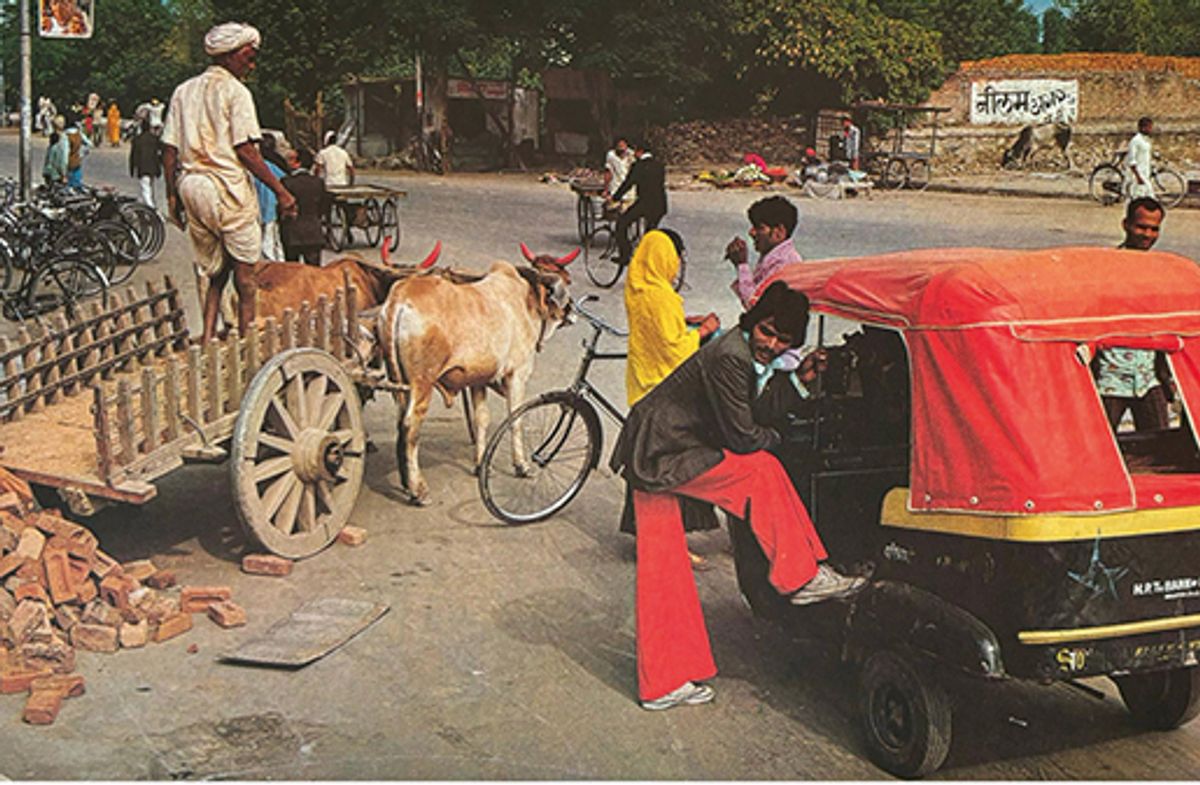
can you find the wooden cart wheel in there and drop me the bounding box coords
[231,348,366,559]
[326,203,351,251]
[364,198,383,247]
[381,198,402,254]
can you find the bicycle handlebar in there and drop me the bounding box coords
[574,294,628,338]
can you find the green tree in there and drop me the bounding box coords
[1063,0,1200,55]
[1040,8,1073,53]
[875,0,1040,65]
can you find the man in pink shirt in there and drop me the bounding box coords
[725,195,802,309]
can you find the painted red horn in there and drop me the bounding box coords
[419,241,442,269]
[556,247,581,266]
[519,242,537,262]
[380,239,391,265]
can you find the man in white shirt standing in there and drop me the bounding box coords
[604,135,635,205]
[162,22,297,341]
[1125,116,1154,201]
[315,131,354,186]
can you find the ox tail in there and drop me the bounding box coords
[378,298,413,391]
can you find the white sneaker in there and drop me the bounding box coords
[789,563,867,605]
[640,681,716,711]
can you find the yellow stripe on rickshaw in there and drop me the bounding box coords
[880,488,1200,543]
[1018,613,1200,645]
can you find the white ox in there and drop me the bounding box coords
[376,245,578,504]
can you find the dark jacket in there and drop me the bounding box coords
[280,169,327,248]
[610,329,780,492]
[129,130,161,178]
[612,154,667,218]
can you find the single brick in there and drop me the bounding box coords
[0,587,15,621]
[338,525,368,547]
[30,672,85,698]
[22,687,63,724]
[120,560,157,582]
[80,599,122,628]
[141,596,180,625]
[0,521,17,553]
[52,604,80,631]
[14,558,44,586]
[74,578,98,605]
[0,552,24,579]
[180,586,232,614]
[119,619,149,649]
[42,546,76,604]
[70,623,119,653]
[0,492,20,515]
[29,511,84,538]
[144,570,176,590]
[207,600,247,628]
[13,528,46,562]
[62,530,97,560]
[0,510,26,536]
[6,600,50,646]
[0,666,52,694]
[14,583,49,605]
[153,612,193,642]
[20,634,75,674]
[90,549,120,579]
[241,554,293,576]
[99,573,138,611]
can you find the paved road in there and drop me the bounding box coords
[4,136,1200,779]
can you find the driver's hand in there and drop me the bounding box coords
[697,313,720,339]
[166,193,185,229]
[799,349,828,383]
[725,237,748,267]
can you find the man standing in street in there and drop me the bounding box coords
[280,147,327,266]
[315,130,354,187]
[841,115,861,170]
[129,117,161,209]
[725,195,803,310]
[1095,197,1169,431]
[1125,116,1154,201]
[162,22,297,342]
[604,135,635,204]
[611,140,667,266]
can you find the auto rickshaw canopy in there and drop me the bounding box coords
[764,247,1200,517]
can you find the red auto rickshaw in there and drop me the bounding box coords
[732,247,1200,777]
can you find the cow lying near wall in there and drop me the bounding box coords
[376,246,578,504]
[1001,122,1075,170]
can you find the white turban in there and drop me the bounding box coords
[204,22,260,57]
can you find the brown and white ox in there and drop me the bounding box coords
[377,244,578,504]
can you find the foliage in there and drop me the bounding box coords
[874,0,1040,66]
[1,0,183,114]
[1040,8,1074,54]
[1060,0,1200,56]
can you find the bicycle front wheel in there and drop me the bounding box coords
[584,225,622,288]
[24,258,109,320]
[1089,164,1124,206]
[1154,169,1187,209]
[478,392,602,525]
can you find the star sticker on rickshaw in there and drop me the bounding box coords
[1067,533,1128,600]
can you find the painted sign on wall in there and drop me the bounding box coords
[971,79,1077,125]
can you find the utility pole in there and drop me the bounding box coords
[19,0,33,201]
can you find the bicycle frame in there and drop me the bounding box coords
[569,318,627,425]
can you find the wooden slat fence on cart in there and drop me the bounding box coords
[0,277,364,504]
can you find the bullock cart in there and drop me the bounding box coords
[323,184,406,254]
[0,276,395,559]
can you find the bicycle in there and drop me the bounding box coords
[478,294,628,524]
[1089,151,1186,208]
[570,180,683,291]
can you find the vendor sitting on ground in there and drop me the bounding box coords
[610,280,866,711]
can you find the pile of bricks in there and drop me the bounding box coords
[0,489,248,725]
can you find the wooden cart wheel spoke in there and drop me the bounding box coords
[275,475,305,534]
[252,454,293,483]
[232,348,366,559]
[257,432,295,455]
[262,471,299,521]
[268,394,300,439]
[315,390,347,432]
[306,373,329,424]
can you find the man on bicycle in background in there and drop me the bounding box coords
[1125,116,1154,201]
[604,135,635,205]
[611,140,667,266]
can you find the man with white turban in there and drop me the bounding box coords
[162,22,297,341]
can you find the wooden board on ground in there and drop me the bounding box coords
[220,597,389,668]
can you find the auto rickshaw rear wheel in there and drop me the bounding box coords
[859,650,952,779]
[1114,666,1200,730]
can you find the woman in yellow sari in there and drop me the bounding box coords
[624,230,718,405]
[106,102,121,146]
[622,229,720,559]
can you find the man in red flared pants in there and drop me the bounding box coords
[610,281,866,710]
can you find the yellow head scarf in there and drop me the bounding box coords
[624,230,699,405]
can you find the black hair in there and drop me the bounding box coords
[612,135,628,148]
[738,281,809,343]
[747,195,799,237]
[657,227,685,257]
[298,147,315,170]
[1138,116,1153,130]
[1126,196,1164,221]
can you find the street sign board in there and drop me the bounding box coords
[39,0,93,39]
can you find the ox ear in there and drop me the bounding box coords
[556,247,580,266]
[419,241,442,269]
[520,242,537,263]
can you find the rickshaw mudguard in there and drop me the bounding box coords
[845,580,1006,679]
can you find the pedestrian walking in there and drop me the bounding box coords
[106,101,121,146]
[314,130,354,187]
[42,116,69,184]
[64,113,91,188]
[162,21,297,341]
[1125,116,1154,201]
[128,116,162,208]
